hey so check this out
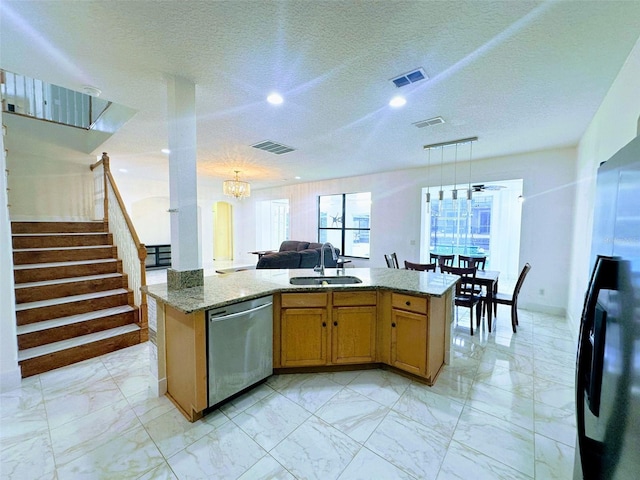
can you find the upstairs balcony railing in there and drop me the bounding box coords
[1,69,111,130]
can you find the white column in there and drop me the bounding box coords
[0,115,21,391]
[166,76,202,276]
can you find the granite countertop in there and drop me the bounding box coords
[143,267,458,314]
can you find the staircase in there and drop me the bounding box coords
[11,221,143,377]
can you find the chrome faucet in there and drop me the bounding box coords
[314,242,337,276]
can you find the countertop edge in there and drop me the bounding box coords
[142,268,458,314]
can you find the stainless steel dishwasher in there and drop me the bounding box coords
[206,295,273,407]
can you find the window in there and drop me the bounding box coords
[318,192,371,258]
[420,179,523,280]
[256,199,289,250]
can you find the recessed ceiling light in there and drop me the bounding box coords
[267,93,283,105]
[389,96,406,107]
[294,176,301,180]
[119,168,128,173]
[161,148,170,154]
[82,85,102,97]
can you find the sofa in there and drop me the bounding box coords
[256,241,340,269]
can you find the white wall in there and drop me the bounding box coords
[568,37,640,331]
[113,171,235,272]
[7,151,94,221]
[240,147,576,315]
[0,113,21,391]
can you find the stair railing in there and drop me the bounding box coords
[1,69,112,130]
[91,152,148,341]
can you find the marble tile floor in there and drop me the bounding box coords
[0,306,578,479]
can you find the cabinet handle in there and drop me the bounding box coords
[322,322,327,327]
[391,322,396,328]
[333,321,338,326]
[405,301,411,306]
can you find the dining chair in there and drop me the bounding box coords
[384,253,399,269]
[430,253,455,267]
[458,254,486,270]
[404,260,436,272]
[458,255,487,296]
[482,263,531,333]
[441,265,483,335]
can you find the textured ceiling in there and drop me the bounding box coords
[1,1,639,189]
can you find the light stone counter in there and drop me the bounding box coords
[143,267,458,314]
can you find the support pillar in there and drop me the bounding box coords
[166,76,203,289]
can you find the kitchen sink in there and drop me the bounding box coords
[289,276,363,285]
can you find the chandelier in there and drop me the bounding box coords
[223,170,251,199]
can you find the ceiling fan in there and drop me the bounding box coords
[472,184,507,192]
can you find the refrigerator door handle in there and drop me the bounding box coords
[588,305,607,417]
[575,255,619,478]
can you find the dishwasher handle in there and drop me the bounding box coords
[208,301,273,322]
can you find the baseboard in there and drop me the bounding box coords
[566,310,581,334]
[152,376,167,397]
[520,301,567,317]
[0,366,22,393]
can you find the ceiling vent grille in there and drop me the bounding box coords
[391,68,428,88]
[250,140,295,155]
[413,116,445,128]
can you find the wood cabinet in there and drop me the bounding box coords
[164,305,207,422]
[280,293,329,367]
[390,293,429,376]
[162,285,451,422]
[387,292,448,382]
[331,291,377,364]
[278,291,377,367]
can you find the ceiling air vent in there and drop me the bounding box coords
[250,140,295,155]
[413,116,445,128]
[391,68,428,88]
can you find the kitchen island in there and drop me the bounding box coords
[144,268,457,421]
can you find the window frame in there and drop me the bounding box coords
[317,192,371,259]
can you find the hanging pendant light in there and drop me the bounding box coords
[223,170,251,199]
[467,140,474,215]
[438,146,444,213]
[425,148,431,204]
[423,136,478,217]
[452,143,459,210]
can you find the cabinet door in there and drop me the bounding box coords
[332,306,376,364]
[281,308,328,367]
[390,308,427,376]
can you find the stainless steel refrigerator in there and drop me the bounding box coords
[574,135,640,479]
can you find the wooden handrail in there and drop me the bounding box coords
[91,152,148,342]
[92,152,146,261]
[105,171,146,261]
[89,154,105,171]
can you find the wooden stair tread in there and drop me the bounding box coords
[13,245,112,252]
[12,232,108,236]
[18,324,140,361]
[15,273,123,289]
[16,305,135,335]
[13,258,117,270]
[15,288,129,311]
[11,220,144,376]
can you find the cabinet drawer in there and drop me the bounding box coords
[391,293,427,314]
[281,292,328,308]
[333,291,377,307]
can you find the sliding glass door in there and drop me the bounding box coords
[420,179,523,279]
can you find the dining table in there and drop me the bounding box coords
[249,250,276,259]
[434,266,500,331]
[474,269,500,331]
